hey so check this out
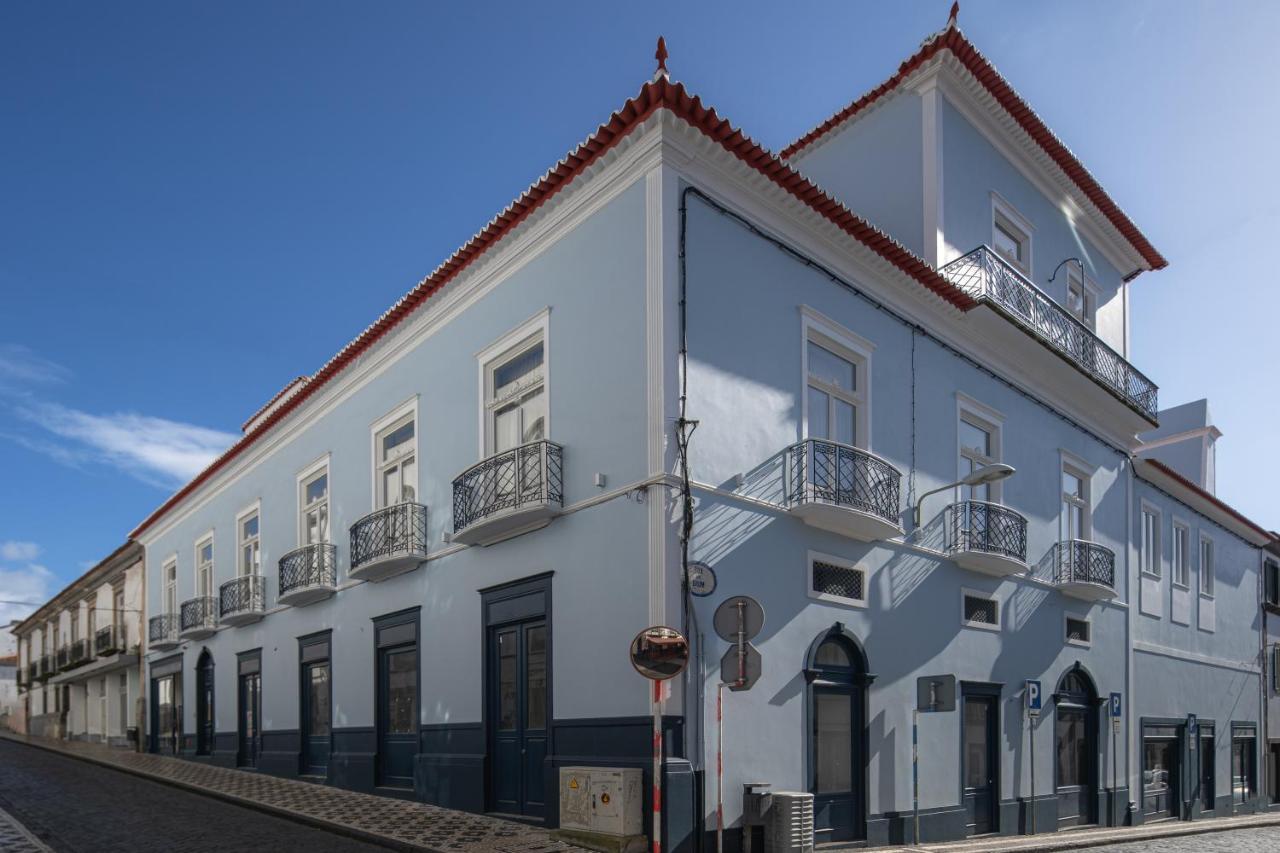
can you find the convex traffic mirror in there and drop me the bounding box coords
[629,626,689,680]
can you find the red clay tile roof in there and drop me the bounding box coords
[1141,458,1276,543]
[241,376,309,433]
[130,75,979,539]
[780,26,1167,273]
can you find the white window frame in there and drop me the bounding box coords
[800,305,874,450]
[235,502,261,577]
[1059,450,1095,544]
[1171,518,1191,589]
[806,549,868,609]
[297,454,331,547]
[990,192,1034,276]
[1140,501,1162,579]
[1199,534,1216,598]
[477,309,550,458]
[955,394,1005,504]
[194,532,215,600]
[1064,612,1092,648]
[960,588,1001,632]
[1065,265,1100,331]
[370,397,419,510]
[163,557,178,616]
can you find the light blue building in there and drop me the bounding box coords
[133,13,1277,849]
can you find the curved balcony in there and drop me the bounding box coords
[1052,540,1117,601]
[453,440,564,547]
[95,625,122,657]
[278,543,338,607]
[350,502,428,582]
[785,438,902,541]
[219,575,267,627]
[945,500,1028,577]
[149,614,180,651]
[179,596,218,641]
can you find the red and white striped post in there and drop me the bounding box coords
[629,627,688,853]
[715,682,724,853]
[653,678,663,853]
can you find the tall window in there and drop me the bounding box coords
[164,560,177,615]
[113,586,125,639]
[238,510,260,576]
[992,197,1032,275]
[1172,523,1190,587]
[1066,268,1097,330]
[1200,536,1215,596]
[302,468,329,544]
[1061,463,1091,542]
[1140,507,1161,577]
[86,597,96,639]
[958,410,1000,502]
[196,537,214,599]
[70,608,80,645]
[487,337,546,455]
[376,415,416,508]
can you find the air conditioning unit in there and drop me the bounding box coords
[765,792,813,853]
[559,767,644,837]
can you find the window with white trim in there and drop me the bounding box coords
[301,466,330,545]
[1266,560,1280,609]
[487,335,546,455]
[957,402,1002,503]
[163,560,177,616]
[1066,267,1098,331]
[1061,461,1092,543]
[991,196,1032,275]
[195,537,214,599]
[238,508,260,577]
[376,413,416,508]
[1172,522,1190,587]
[807,551,867,607]
[801,311,872,450]
[961,590,1000,630]
[1199,535,1215,596]
[1065,615,1091,646]
[1140,506,1161,578]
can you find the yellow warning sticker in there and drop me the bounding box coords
[601,792,611,804]
[569,778,579,789]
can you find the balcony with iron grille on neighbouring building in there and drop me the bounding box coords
[785,438,903,542]
[452,439,563,547]
[944,500,1028,577]
[1050,539,1117,601]
[278,542,337,607]
[149,614,180,651]
[219,574,266,627]
[95,625,123,657]
[940,246,1158,434]
[349,501,428,582]
[179,596,218,641]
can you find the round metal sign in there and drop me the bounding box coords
[687,561,717,597]
[713,595,765,642]
[629,626,690,681]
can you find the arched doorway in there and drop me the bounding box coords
[805,627,870,843]
[1054,668,1098,827]
[195,650,215,756]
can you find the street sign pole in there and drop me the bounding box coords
[630,627,690,853]
[1025,680,1041,835]
[652,678,663,853]
[711,597,765,853]
[912,707,920,845]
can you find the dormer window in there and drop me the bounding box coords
[991,194,1033,276]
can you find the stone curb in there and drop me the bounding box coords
[1,733,423,853]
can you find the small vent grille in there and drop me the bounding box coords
[963,594,998,626]
[1066,617,1091,643]
[812,561,864,602]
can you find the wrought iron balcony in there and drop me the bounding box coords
[945,500,1028,577]
[219,575,267,627]
[452,440,564,546]
[940,246,1158,422]
[95,625,122,657]
[350,501,428,582]
[278,543,338,607]
[38,655,53,681]
[56,647,70,672]
[25,662,36,685]
[149,614,180,651]
[69,639,91,668]
[786,438,902,541]
[1052,539,1117,601]
[179,596,218,640]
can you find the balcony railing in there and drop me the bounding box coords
[149,614,179,649]
[350,502,429,580]
[95,625,123,657]
[56,647,70,672]
[38,655,53,681]
[453,440,564,543]
[940,246,1158,421]
[179,596,218,639]
[219,574,267,626]
[787,438,901,523]
[278,543,337,606]
[69,639,90,668]
[1053,539,1116,594]
[946,500,1028,563]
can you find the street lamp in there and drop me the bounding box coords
[913,463,1016,528]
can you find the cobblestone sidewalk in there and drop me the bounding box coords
[1,733,581,853]
[0,804,52,853]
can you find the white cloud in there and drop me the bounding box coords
[0,541,40,561]
[0,344,70,386]
[15,402,237,488]
[0,562,54,626]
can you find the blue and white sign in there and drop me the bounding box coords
[1110,692,1122,719]
[1025,679,1042,717]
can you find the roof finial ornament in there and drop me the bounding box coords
[946,1,960,29]
[654,36,669,80]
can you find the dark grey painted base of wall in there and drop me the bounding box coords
[259,730,301,777]
[415,723,484,813]
[329,727,376,794]
[866,805,967,846]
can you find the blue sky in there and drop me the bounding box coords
[1,1,1277,619]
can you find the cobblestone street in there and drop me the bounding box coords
[1084,826,1280,852]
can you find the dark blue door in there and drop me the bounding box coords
[378,645,417,787]
[196,653,214,756]
[238,671,261,768]
[962,695,998,835]
[489,621,548,817]
[808,636,864,843]
[303,660,331,776]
